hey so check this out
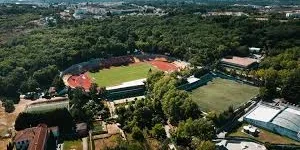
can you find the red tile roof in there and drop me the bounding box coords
[221,56,257,68]
[14,124,48,150]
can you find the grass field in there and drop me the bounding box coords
[228,123,300,145]
[25,101,69,113]
[190,77,259,113]
[89,63,156,87]
[64,139,83,150]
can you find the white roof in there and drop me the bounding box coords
[106,78,146,90]
[245,105,281,122]
[217,140,267,150]
[187,76,200,84]
[285,107,300,116]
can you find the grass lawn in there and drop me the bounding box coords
[64,139,83,150]
[228,123,300,145]
[89,63,156,87]
[190,77,259,113]
[92,122,103,132]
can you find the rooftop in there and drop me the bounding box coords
[271,108,300,133]
[216,140,267,150]
[187,76,200,84]
[14,124,48,150]
[245,104,281,122]
[221,56,257,68]
[106,78,146,90]
[245,103,300,133]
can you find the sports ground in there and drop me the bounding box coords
[89,63,155,87]
[65,56,180,90]
[190,77,259,113]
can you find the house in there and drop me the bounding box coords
[14,124,48,150]
[220,56,258,70]
[13,124,59,150]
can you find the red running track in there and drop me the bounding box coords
[67,72,91,91]
[149,60,178,72]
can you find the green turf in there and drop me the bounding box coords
[190,77,259,113]
[228,123,300,145]
[26,101,69,113]
[64,139,83,150]
[88,63,156,87]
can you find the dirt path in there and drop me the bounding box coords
[0,99,33,148]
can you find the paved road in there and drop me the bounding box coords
[82,137,88,150]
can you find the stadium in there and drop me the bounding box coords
[62,54,188,99]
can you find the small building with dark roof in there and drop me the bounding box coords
[76,123,88,137]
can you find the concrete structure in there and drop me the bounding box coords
[106,79,146,100]
[220,56,258,70]
[244,102,300,141]
[216,140,267,150]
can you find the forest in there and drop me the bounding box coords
[0,4,299,104]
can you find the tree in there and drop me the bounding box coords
[281,69,300,104]
[7,142,14,150]
[3,100,15,113]
[196,141,216,150]
[89,83,99,101]
[172,118,215,146]
[235,45,249,57]
[150,123,166,140]
[20,77,39,93]
[131,126,144,142]
[51,75,65,91]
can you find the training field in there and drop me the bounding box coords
[190,77,259,113]
[89,63,156,87]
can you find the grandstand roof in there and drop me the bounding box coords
[106,78,146,90]
[245,105,281,122]
[271,108,300,133]
[221,56,257,68]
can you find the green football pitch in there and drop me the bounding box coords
[190,77,259,113]
[88,63,156,87]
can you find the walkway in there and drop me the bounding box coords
[82,137,88,150]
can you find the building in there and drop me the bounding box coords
[106,78,146,100]
[76,123,88,137]
[244,102,300,142]
[220,56,258,70]
[286,12,300,18]
[216,139,267,150]
[249,47,261,53]
[14,124,59,150]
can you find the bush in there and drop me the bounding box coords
[3,100,15,113]
[131,126,144,142]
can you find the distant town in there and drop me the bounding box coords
[0,1,299,150]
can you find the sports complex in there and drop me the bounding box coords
[62,54,188,99]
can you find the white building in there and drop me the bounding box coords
[244,102,300,142]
